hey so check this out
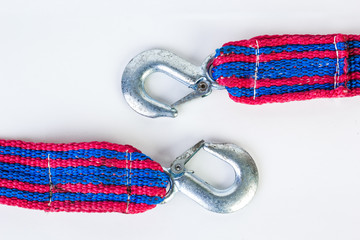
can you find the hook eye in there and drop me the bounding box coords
[163,140,259,214]
[121,49,224,118]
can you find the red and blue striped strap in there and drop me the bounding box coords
[212,34,360,104]
[0,140,169,214]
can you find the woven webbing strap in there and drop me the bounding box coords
[212,34,360,104]
[0,140,169,214]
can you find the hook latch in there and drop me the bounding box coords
[121,49,224,118]
[163,140,259,214]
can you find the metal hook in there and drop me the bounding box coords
[121,49,225,118]
[162,140,258,214]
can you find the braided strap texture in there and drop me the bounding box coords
[0,140,170,214]
[212,34,360,104]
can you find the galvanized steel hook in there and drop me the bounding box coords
[121,49,224,118]
[163,140,258,214]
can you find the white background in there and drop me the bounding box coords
[0,0,359,239]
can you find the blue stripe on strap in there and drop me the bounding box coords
[212,58,345,80]
[226,82,347,98]
[347,40,360,48]
[216,42,347,57]
[347,79,360,89]
[0,146,149,160]
[0,163,169,188]
[0,187,163,205]
[348,56,360,73]
[0,162,165,178]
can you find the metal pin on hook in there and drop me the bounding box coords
[162,140,259,213]
[121,49,225,118]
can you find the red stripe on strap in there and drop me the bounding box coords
[0,140,141,153]
[223,34,346,47]
[0,179,166,196]
[0,196,155,213]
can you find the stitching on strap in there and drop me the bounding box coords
[47,154,53,207]
[334,36,340,89]
[125,151,132,213]
[253,40,260,99]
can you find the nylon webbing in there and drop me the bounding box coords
[212,34,360,104]
[0,140,169,214]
